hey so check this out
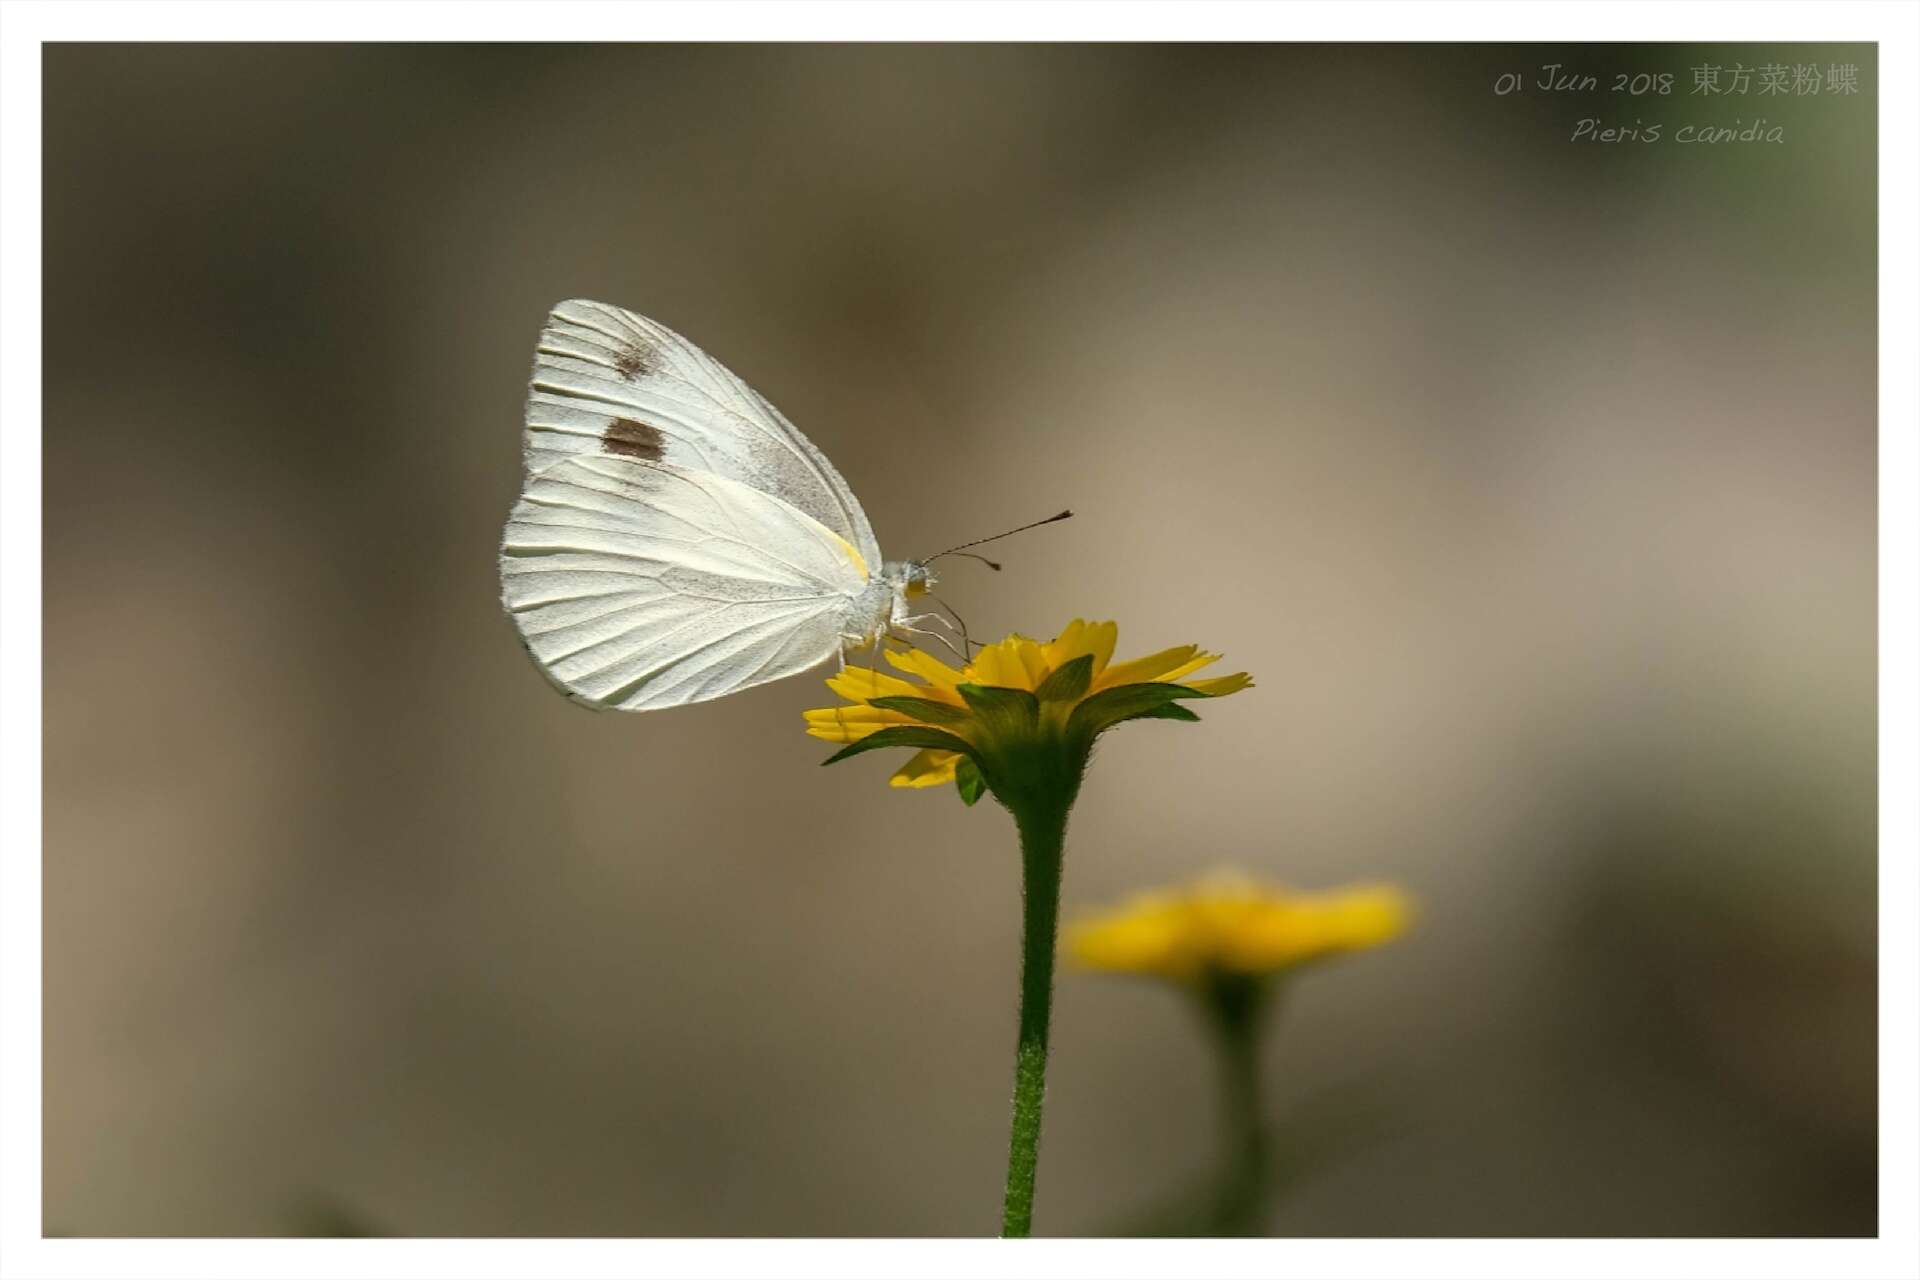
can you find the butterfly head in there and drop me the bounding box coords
[886,560,937,599]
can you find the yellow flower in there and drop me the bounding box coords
[805,619,1253,802]
[805,620,1250,1235]
[1068,873,1412,984]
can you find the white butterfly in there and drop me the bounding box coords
[499,299,949,712]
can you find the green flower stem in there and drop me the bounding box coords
[999,793,1071,1238]
[821,664,1226,1234]
[1204,973,1273,1235]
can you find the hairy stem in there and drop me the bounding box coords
[999,796,1069,1237]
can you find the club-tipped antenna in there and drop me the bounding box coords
[921,510,1073,569]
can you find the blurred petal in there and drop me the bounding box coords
[1069,875,1410,981]
[1067,896,1200,982]
[1314,884,1414,949]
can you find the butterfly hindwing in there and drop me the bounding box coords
[502,453,872,711]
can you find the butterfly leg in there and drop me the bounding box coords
[836,633,869,672]
[891,615,970,665]
[918,594,980,655]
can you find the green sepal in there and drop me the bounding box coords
[821,725,977,766]
[1065,682,1210,739]
[866,695,972,725]
[955,756,987,806]
[1131,702,1202,723]
[1034,654,1094,703]
[957,682,1041,740]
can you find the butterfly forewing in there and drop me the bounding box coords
[525,299,881,569]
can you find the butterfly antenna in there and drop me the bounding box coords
[921,510,1073,567]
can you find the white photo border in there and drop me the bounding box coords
[3,4,1912,1278]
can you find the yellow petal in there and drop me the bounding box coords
[1084,621,1119,675]
[967,637,1042,691]
[888,749,962,789]
[1313,884,1414,950]
[1041,619,1088,670]
[1041,619,1119,680]
[1093,644,1200,690]
[802,705,912,742]
[1153,651,1224,685]
[1016,637,1049,688]
[826,665,924,703]
[885,647,966,698]
[964,639,1013,688]
[1066,898,1196,981]
[1185,672,1252,697]
[1069,876,1410,981]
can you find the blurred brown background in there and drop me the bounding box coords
[43,44,1876,1236]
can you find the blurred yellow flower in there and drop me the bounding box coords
[805,618,1252,797]
[1068,873,1412,984]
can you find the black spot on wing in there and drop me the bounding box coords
[602,417,667,461]
[613,338,658,380]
